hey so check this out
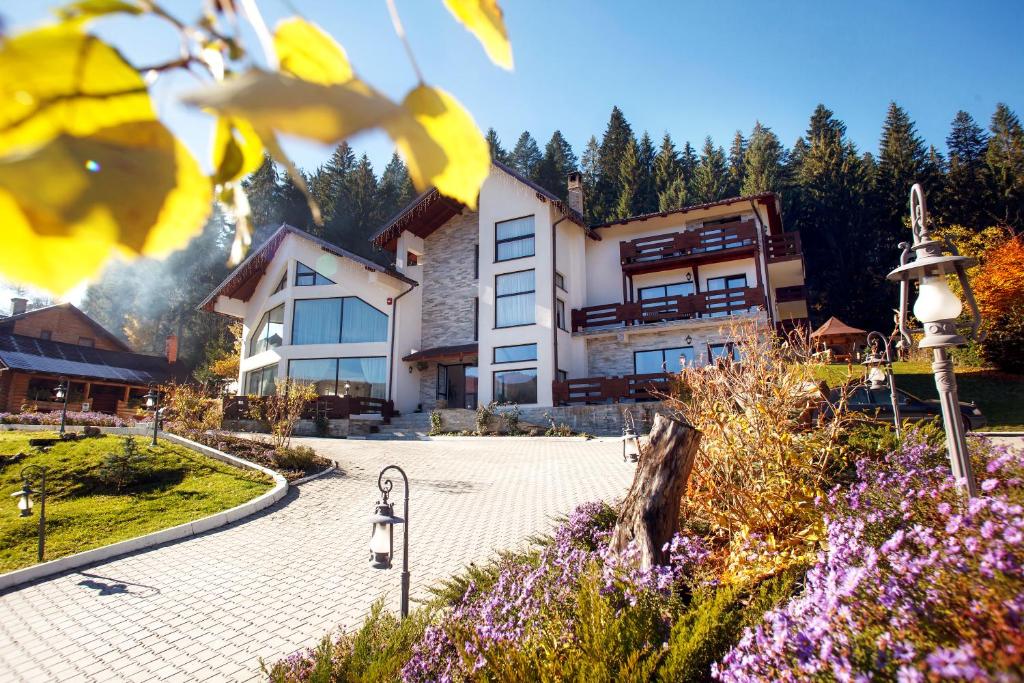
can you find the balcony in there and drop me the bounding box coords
[775,285,806,303]
[764,232,802,263]
[552,372,672,406]
[572,286,766,332]
[619,220,757,274]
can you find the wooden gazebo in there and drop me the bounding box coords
[810,317,867,361]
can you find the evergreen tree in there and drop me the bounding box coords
[691,137,729,203]
[485,127,509,164]
[613,137,641,220]
[985,103,1024,230]
[679,141,698,191]
[875,102,927,258]
[378,151,416,220]
[595,107,636,222]
[345,154,379,254]
[943,110,989,229]
[727,131,747,195]
[580,136,601,223]
[242,154,280,233]
[741,122,786,195]
[307,165,334,236]
[279,170,313,229]
[323,142,358,246]
[659,175,687,212]
[653,133,681,202]
[510,131,543,180]
[535,130,577,197]
[635,132,658,214]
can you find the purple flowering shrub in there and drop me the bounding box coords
[0,410,132,427]
[715,436,1024,681]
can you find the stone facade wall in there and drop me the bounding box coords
[584,321,750,377]
[431,401,667,437]
[417,210,479,410]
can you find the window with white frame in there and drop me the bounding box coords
[555,271,566,290]
[495,270,535,327]
[495,216,535,262]
[248,304,284,356]
[291,297,388,345]
[493,343,537,364]
[295,261,335,286]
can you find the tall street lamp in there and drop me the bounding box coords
[54,377,70,437]
[11,465,49,562]
[863,331,903,437]
[888,184,981,497]
[369,465,410,617]
[144,384,160,447]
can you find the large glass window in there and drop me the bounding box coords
[708,343,741,363]
[288,358,339,396]
[493,368,538,404]
[495,216,535,262]
[638,281,696,300]
[556,298,567,331]
[705,275,748,318]
[286,357,386,398]
[292,297,388,345]
[246,364,278,396]
[295,261,335,286]
[634,347,694,374]
[495,270,535,328]
[248,304,284,356]
[494,343,537,364]
[705,274,747,292]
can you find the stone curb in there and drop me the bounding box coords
[971,431,1024,437]
[0,427,288,593]
[289,465,336,486]
[424,435,598,443]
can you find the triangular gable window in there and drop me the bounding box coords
[295,261,335,286]
[273,273,287,293]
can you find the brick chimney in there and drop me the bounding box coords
[566,171,583,216]
[10,298,27,316]
[165,334,178,364]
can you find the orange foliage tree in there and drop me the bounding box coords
[971,235,1024,322]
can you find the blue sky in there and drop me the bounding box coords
[2,0,1022,306]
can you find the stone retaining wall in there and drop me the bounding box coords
[431,401,667,437]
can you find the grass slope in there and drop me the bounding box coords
[815,362,1024,432]
[0,431,273,572]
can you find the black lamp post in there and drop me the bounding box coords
[144,384,160,446]
[54,376,69,437]
[888,184,982,497]
[863,331,903,437]
[369,465,410,617]
[11,465,48,562]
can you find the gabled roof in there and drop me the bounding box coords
[199,224,417,313]
[592,192,784,234]
[0,303,131,352]
[0,333,173,384]
[370,162,596,251]
[810,316,867,338]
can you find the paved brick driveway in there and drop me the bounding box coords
[0,437,633,682]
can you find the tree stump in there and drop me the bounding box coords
[609,413,701,569]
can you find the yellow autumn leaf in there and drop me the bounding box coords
[0,121,212,294]
[212,116,264,185]
[0,24,154,155]
[181,70,399,145]
[54,0,143,21]
[442,0,513,70]
[274,17,353,85]
[386,85,490,208]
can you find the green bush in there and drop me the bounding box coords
[429,410,443,436]
[982,311,1024,374]
[272,445,321,472]
[96,436,150,491]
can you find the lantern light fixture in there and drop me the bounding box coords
[11,484,32,517]
[862,331,903,436]
[144,384,160,446]
[54,376,70,437]
[622,426,640,463]
[369,465,411,617]
[12,465,48,561]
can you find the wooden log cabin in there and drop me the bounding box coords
[0,299,178,419]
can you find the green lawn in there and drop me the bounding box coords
[815,362,1024,432]
[0,431,273,572]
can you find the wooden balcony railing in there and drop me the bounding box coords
[224,395,395,422]
[571,286,766,332]
[775,285,806,303]
[764,232,802,262]
[552,372,672,406]
[619,220,757,272]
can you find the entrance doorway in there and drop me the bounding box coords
[437,363,478,409]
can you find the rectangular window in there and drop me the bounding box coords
[286,357,386,398]
[705,275,749,318]
[708,343,741,363]
[248,304,284,356]
[638,281,696,300]
[556,369,567,382]
[495,215,535,262]
[78,337,95,347]
[292,297,388,345]
[495,270,535,328]
[295,261,335,286]
[555,272,566,291]
[493,368,538,404]
[555,298,567,331]
[705,274,747,292]
[273,274,286,294]
[246,364,278,396]
[494,343,537,364]
[634,347,695,374]
[288,358,339,396]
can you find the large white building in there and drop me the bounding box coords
[201,162,809,415]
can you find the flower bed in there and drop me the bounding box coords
[175,430,332,482]
[0,410,133,427]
